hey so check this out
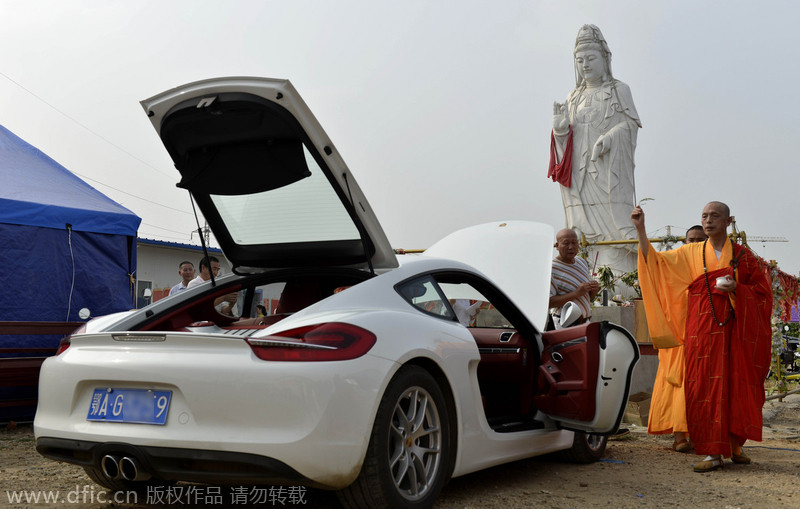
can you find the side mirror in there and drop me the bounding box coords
[557,301,583,329]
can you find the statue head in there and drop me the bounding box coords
[573,24,613,86]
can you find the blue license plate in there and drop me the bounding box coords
[86,388,172,425]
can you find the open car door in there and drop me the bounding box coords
[533,321,639,434]
[421,221,639,433]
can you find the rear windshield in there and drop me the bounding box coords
[210,145,360,245]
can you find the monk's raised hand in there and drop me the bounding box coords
[631,206,645,228]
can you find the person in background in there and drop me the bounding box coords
[684,225,707,244]
[187,256,220,288]
[168,261,195,296]
[187,256,236,315]
[451,299,481,327]
[633,202,772,472]
[549,228,599,324]
[647,225,708,453]
[256,305,267,317]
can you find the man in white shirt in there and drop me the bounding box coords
[168,261,195,296]
[187,256,220,288]
[186,256,237,315]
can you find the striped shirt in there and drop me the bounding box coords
[550,256,593,318]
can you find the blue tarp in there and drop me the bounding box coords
[0,124,141,336]
[0,125,140,235]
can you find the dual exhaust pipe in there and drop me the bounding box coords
[101,454,151,481]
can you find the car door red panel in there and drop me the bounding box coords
[533,321,600,421]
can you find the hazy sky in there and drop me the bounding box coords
[1,0,798,274]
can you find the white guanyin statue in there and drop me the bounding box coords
[548,24,642,280]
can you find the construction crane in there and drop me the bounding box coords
[729,217,788,249]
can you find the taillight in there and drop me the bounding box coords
[246,322,377,362]
[55,338,71,356]
[56,323,86,356]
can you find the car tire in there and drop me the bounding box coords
[560,431,607,463]
[338,365,452,509]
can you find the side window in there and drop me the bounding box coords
[214,289,245,319]
[438,282,512,329]
[217,284,268,320]
[397,276,454,320]
[253,282,286,316]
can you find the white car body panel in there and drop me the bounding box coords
[81,310,137,333]
[35,331,394,488]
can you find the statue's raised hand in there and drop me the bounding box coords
[552,102,569,133]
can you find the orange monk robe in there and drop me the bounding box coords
[638,240,772,455]
[647,345,688,435]
[638,241,705,436]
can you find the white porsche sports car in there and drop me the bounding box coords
[34,78,639,509]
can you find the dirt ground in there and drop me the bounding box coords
[2,394,800,509]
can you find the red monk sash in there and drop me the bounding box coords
[683,245,772,456]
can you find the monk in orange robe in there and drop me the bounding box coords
[632,202,772,472]
[647,225,706,452]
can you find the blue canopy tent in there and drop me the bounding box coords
[0,123,141,326]
[0,124,140,419]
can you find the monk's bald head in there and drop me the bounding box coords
[556,228,578,243]
[555,229,580,263]
[705,201,730,219]
[701,201,732,243]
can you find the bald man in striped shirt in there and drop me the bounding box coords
[549,228,599,324]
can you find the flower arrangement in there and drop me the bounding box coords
[595,265,616,297]
[753,258,799,392]
[620,269,641,298]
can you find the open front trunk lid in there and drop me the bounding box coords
[423,221,553,333]
[140,77,397,272]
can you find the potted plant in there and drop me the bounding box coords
[620,269,641,298]
[595,265,615,305]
